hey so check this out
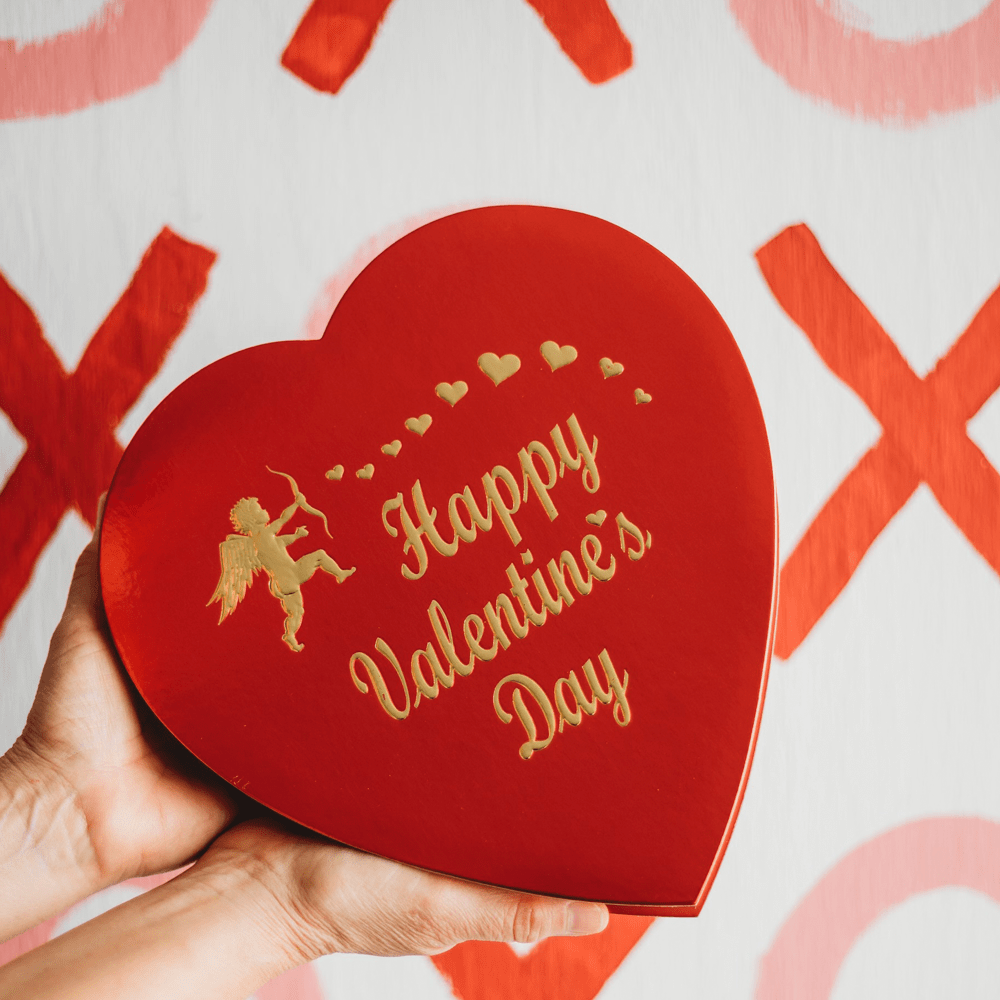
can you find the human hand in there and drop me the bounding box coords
[0,506,609,996]
[296,525,309,538]
[0,503,609,999]
[204,818,609,959]
[0,815,608,1000]
[0,499,237,940]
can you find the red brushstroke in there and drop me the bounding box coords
[281,0,632,94]
[432,914,652,1000]
[525,0,632,84]
[757,224,1000,658]
[281,0,393,96]
[0,228,216,629]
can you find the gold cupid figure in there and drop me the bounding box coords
[208,469,355,651]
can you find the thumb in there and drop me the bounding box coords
[458,890,609,946]
[418,877,609,951]
[62,491,107,622]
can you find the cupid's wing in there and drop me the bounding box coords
[207,535,261,623]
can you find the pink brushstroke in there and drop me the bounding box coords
[302,205,470,341]
[0,0,215,120]
[756,817,1000,999]
[0,915,61,967]
[258,964,325,1000]
[729,0,1000,124]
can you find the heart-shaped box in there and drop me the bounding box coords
[101,207,776,915]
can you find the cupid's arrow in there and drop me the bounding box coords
[266,466,333,539]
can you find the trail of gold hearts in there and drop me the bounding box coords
[330,346,642,490]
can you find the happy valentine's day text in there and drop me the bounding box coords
[349,413,649,759]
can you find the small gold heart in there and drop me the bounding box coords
[405,414,432,436]
[381,439,402,457]
[477,352,521,386]
[586,510,607,526]
[540,341,578,372]
[600,357,624,378]
[325,465,344,480]
[635,388,652,404]
[435,381,468,406]
[356,464,375,480]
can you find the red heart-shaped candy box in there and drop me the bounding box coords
[101,206,776,915]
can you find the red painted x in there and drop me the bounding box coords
[432,914,651,1000]
[0,228,216,629]
[758,224,1000,659]
[281,0,632,95]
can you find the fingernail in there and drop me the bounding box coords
[566,902,608,936]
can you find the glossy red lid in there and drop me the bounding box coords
[101,206,776,915]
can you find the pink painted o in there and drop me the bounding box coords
[0,0,215,120]
[302,206,468,340]
[729,0,1000,124]
[756,817,1000,999]
[257,964,325,1000]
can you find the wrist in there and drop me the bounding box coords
[192,824,327,968]
[0,850,301,1000]
[0,739,103,940]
